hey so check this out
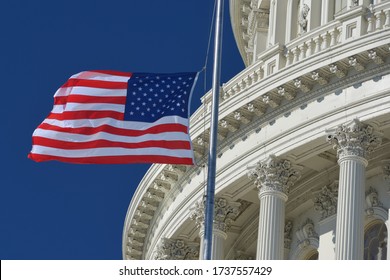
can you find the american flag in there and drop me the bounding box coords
[28,70,198,164]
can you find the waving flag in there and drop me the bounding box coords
[28,70,198,165]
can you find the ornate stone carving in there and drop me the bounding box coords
[329,64,346,78]
[296,219,319,249]
[368,49,384,64]
[284,220,293,249]
[381,160,390,194]
[365,187,384,216]
[294,78,310,93]
[248,155,302,195]
[242,1,270,65]
[311,71,328,85]
[234,250,254,260]
[278,86,296,100]
[262,94,280,108]
[298,4,310,34]
[313,182,338,220]
[348,56,365,71]
[190,197,241,233]
[247,102,265,116]
[365,187,381,207]
[220,119,239,132]
[234,111,251,124]
[326,119,382,159]
[382,160,390,181]
[351,0,359,7]
[256,9,269,29]
[249,0,258,9]
[155,238,199,260]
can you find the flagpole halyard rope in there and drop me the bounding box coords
[193,1,217,199]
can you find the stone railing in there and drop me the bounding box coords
[190,2,390,129]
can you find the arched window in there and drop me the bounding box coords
[364,222,387,260]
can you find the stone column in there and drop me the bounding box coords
[285,0,299,42]
[267,0,287,46]
[190,197,241,260]
[248,155,301,260]
[387,210,390,260]
[321,0,335,25]
[326,119,381,259]
[382,161,390,260]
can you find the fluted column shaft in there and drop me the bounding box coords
[190,197,241,260]
[327,119,381,260]
[199,228,227,260]
[257,189,287,259]
[336,155,367,259]
[248,155,301,260]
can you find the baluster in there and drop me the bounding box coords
[292,47,300,63]
[249,71,258,84]
[322,32,330,50]
[285,50,293,66]
[306,39,314,57]
[330,28,338,46]
[367,5,375,33]
[384,10,390,27]
[375,11,384,30]
[314,36,322,53]
[299,43,307,60]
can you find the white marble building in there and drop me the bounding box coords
[123,0,390,260]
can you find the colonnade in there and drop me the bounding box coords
[156,119,388,260]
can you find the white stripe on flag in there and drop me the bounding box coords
[42,116,189,130]
[30,145,193,158]
[70,71,131,82]
[33,129,190,143]
[54,87,127,97]
[59,103,126,113]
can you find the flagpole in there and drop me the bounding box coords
[203,0,224,260]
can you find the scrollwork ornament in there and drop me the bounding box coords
[190,197,241,233]
[248,155,302,195]
[155,238,199,260]
[284,220,293,249]
[313,184,338,220]
[326,119,382,159]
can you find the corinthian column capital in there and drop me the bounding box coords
[326,119,382,161]
[248,155,302,197]
[190,197,241,234]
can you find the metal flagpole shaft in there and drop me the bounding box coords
[203,0,224,260]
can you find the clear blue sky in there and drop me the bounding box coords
[0,0,244,259]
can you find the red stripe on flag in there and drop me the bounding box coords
[54,95,126,105]
[32,137,192,150]
[61,79,128,89]
[47,111,124,121]
[28,153,194,165]
[37,123,188,136]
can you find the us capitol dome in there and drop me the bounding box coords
[123,0,390,260]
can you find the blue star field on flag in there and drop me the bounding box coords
[124,73,197,122]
